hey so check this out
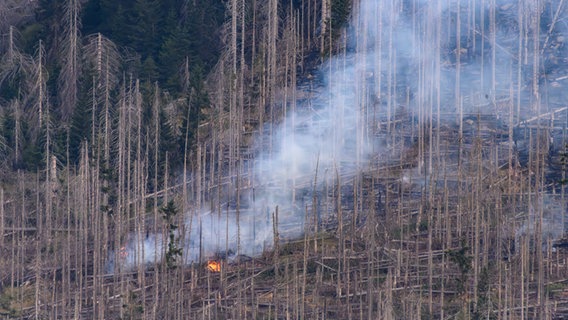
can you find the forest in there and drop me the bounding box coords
[1,0,568,319]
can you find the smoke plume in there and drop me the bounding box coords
[111,0,568,271]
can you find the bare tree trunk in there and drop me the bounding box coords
[58,0,81,121]
[152,81,161,318]
[0,188,3,249]
[321,0,329,53]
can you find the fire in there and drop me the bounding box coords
[207,260,221,272]
[119,246,128,259]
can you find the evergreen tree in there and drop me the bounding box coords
[141,55,159,82]
[158,23,193,92]
[131,0,163,57]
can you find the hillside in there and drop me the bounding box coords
[1,0,568,319]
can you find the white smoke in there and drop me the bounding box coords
[516,193,567,251]
[111,0,568,271]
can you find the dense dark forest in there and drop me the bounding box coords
[1,0,568,318]
[1,0,225,173]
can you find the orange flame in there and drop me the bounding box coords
[207,260,221,272]
[119,246,128,259]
